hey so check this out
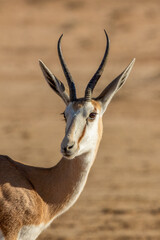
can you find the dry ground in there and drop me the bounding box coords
[0,0,160,239]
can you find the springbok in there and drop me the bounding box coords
[0,30,135,240]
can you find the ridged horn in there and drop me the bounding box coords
[85,30,110,101]
[58,34,77,101]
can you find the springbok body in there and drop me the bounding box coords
[0,31,135,240]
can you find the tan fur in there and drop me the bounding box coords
[0,151,100,238]
[91,99,102,112]
[0,156,46,237]
[91,100,103,158]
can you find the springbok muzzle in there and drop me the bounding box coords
[61,137,77,158]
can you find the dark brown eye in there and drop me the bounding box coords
[88,112,97,120]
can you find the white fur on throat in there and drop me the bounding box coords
[17,223,49,240]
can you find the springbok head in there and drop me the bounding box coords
[39,30,135,159]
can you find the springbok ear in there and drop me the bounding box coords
[96,58,135,114]
[39,60,69,105]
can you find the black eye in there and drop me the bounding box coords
[88,112,97,120]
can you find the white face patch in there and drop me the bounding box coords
[61,100,102,159]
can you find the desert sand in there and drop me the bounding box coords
[0,0,159,239]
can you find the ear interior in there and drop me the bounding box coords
[39,60,69,105]
[96,58,135,113]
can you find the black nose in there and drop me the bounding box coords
[63,142,75,153]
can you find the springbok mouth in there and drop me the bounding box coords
[61,151,77,160]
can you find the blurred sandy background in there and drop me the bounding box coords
[0,0,159,239]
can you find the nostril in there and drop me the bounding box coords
[67,142,75,150]
[63,147,67,152]
[61,141,76,154]
[68,145,73,150]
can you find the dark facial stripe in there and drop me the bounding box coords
[78,125,86,144]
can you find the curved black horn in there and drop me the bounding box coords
[58,34,76,101]
[85,30,110,101]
